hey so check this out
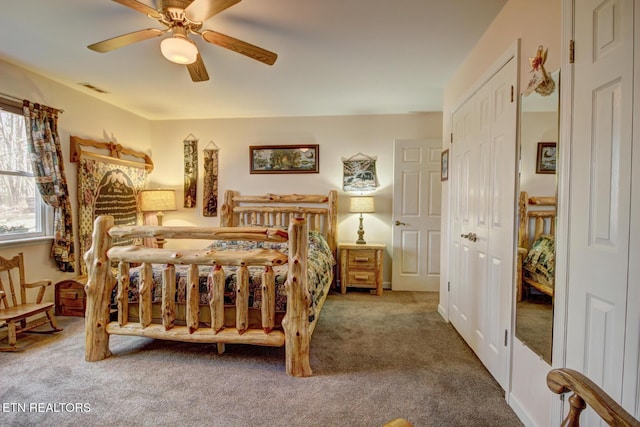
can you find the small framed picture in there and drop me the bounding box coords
[249,144,319,174]
[536,142,557,174]
[441,149,449,181]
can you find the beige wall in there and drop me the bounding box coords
[520,111,557,197]
[0,59,152,302]
[149,113,443,285]
[1,58,443,297]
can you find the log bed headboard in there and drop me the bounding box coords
[220,190,338,256]
[518,191,556,251]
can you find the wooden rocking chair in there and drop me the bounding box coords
[0,252,62,351]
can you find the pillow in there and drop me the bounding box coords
[522,235,555,285]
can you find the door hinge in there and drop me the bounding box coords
[569,40,575,64]
[450,133,453,144]
[510,85,514,103]
[504,329,508,346]
[447,281,450,292]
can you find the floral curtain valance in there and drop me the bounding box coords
[23,101,75,272]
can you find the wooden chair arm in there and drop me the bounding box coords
[547,368,640,427]
[24,280,52,304]
[24,279,53,289]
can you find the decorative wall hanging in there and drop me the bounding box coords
[524,45,555,96]
[183,134,198,208]
[249,144,319,174]
[71,136,152,274]
[536,142,557,174]
[77,158,148,274]
[441,149,449,181]
[342,153,378,192]
[203,141,219,217]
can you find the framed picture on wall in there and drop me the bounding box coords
[441,149,449,181]
[536,142,557,174]
[249,144,319,174]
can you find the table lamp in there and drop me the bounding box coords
[349,196,375,244]
[139,189,177,248]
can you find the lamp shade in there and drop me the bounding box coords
[160,35,198,64]
[349,196,375,213]
[140,189,177,212]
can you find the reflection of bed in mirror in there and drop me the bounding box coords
[517,191,556,301]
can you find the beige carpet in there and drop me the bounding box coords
[0,290,523,426]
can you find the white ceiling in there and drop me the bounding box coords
[0,0,507,120]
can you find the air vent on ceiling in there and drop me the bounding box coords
[78,83,110,94]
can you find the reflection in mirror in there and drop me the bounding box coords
[515,69,559,364]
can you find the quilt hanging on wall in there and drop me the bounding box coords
[78,157,148,274]
[342,154,378,192]
[202,145,219,217]
[184,135,198,208]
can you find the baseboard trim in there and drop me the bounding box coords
[508,393,537,427]
[437,304,448,322]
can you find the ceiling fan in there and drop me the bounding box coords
[88,0,278,82]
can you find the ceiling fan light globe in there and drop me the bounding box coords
[160,36,198,64]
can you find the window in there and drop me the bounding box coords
[0,100,51,242]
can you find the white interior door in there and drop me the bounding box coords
[392,139,441,292]
[566,0,635,418]
[449,57,517,390]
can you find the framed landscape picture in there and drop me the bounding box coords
[536,142,557,174]
[250,144,319,174]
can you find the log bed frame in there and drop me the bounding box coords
[517,191,556,301]
[84,190,337,377]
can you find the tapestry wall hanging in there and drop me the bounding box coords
[184,135,198,208]
[342,153,378,192]
[203,141,219,217]
[77,157,148,274]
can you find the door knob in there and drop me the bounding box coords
[461,232,478,242]
[395,220,408,226]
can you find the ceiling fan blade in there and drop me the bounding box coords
[185,0,241,23]
[112,0,162,19]
[187,54,210,82]
[201,30,277,65]
[88,28,164,53]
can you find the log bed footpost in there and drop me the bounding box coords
[282,217,312,377]
[85,215,116,362]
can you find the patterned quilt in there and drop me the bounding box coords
[522,234,555,287]
[122,230,335,321]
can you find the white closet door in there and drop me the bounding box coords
[450,98,476,344]
[449,57,517,389]
[566,0,634,418]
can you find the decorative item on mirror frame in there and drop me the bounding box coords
[441,149,449,181]
[536,142,557,174]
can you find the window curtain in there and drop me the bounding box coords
[23,101,75,272]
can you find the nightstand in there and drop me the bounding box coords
[339,242,386,295]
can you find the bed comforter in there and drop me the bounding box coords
[120,229,334,321]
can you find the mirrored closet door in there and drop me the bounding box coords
[514,70,559,364]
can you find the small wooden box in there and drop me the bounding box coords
[55,279,86,317]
